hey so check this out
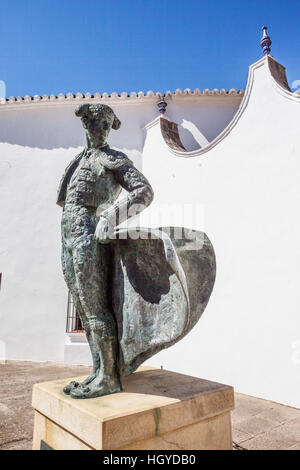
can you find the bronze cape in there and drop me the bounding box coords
[111,227,216,377]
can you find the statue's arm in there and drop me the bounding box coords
[95,163,154,242]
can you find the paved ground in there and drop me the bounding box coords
[232,392,300,450]
[0,361,299,450]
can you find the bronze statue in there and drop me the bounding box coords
[57,103,216,399]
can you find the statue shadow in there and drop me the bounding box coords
[121,368,226,400]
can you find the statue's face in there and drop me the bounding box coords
[81,113,114,148]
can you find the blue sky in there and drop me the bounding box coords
[0,0,299,97]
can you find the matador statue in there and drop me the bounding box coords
[57,103,216,399]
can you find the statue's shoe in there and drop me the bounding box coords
[63,371,100,395]
[70,381,121,399]
[63,381,80,395]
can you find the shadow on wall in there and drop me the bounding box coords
[0,98,242,152]
[0,107,85,149]
[0,103,157,151]
[167,101,242,152]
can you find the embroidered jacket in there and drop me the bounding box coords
[57,145,154,227]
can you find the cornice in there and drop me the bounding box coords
[0,88,244,111]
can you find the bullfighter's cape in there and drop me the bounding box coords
[111,227,216,377]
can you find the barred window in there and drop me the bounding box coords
[66,292,84,333]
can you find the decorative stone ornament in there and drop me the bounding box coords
[157,95,168,114]
[260,26,272,56]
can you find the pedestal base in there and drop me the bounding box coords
[32,367,234,450]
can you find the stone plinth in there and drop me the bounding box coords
[32,367,234,450]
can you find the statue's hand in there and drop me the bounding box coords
[95,217,113,244]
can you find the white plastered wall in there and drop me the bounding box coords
[141,57,300,408]
[0,93,240,363]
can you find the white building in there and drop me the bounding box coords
[1,48,299,408]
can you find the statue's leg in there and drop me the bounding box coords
[70,238,121,399]
[61,240,100,394]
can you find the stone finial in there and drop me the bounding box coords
[157,95,167,114]
[260,26,272,56]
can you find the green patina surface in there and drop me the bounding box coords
[58,104,216,399]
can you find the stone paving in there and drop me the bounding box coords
[0,361,299,450]
[232,391,300,450]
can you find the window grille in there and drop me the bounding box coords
[66,292,84,332]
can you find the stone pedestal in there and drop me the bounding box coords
[32,367,234,450]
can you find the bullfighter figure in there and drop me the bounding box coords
[57,103,216,399]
